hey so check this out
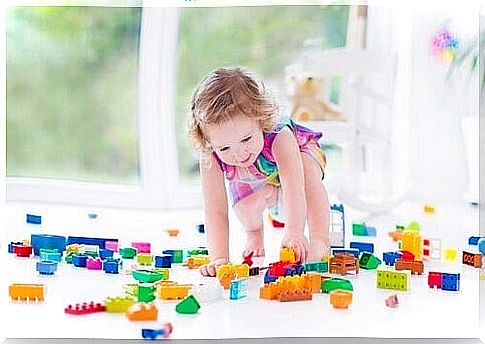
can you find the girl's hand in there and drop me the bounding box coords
[199,257,230,277]
[281,231,310,263]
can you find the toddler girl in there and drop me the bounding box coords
[187,67,330,276]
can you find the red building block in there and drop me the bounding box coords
[14,244,33,257]
[399,250,415,262]
[428,271,442,289]
[65,302,106,315]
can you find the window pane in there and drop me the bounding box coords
[175,5,350,185]
[7,6,142,184]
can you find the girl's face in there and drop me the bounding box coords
[205,114,264,168]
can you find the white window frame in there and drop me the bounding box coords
[6,7,202,210]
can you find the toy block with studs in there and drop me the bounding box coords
[175,295,201,314]
[9,283,46,302]
[104,296,135,313]
[329,290,352,309]
[376,269,410,291]
[126,302,158,321]
[329,253,359,275]
[64,302,106,315]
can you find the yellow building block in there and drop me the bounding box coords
[443,248,457,262]
[423,204,435,213]
[216,263,249,289]
[104,296,135,313]
[280,247,297,263]
[401,230,422,261]
[137,253,153,266]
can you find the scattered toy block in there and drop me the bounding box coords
[423,204,435,213]
[185,255,210,269]
[158,284,192,300]
[137,253,154,266]
[243,252,254,267]
[39,249,62,262]
[103,258,122,274]
[132,242,151,254]
[30,234,66,255]
[9,283,46,302]
[154,254,172,268]
[352,223,367,236]
[441,273,460,291]
[99,249,114,260]
[162,250,184,264]
[401,230,422,261]
[443,248,458,262]
[359,252,381,270]
[86,258,103,270]
[423,237,441,260]
[72,254,88,268]
[67,236,117,250]
[376,269,410,291]
[132,269,164,283]
[36,261,57,275]
[428,271,442,289]
[304,260,328,273]
[350,241,374,254]
[462,251,482,268]
[468,236,482,245]
[385,294,399,308]
[405,221,420,232]
[104,296,135,313]
[187,247,209,256]
[65,302,106,315]
[230,278,249,300]
[383,252,402,266]
[329,254,359,275]
[138,283,157,302]
[141,323,173,340]
[278,288,312,302]
[280,247,297,263]
[478,238,485,255]
[26,214,42,224]
[105,241,119,252]
[321,278,353,294]
[216,263,249,289]
[195,223,205,233]
[175,295,200,314]
[329,290,352,309]
[14,244,33,257]
[395,260,424,275]
[153,268,170,280]
[165,228,180,237]
[331,248,359,259]
[126,302,158,321]
[120,247,137,259]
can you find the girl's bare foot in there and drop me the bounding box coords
[242,229,265,258]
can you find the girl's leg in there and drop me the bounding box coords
[301,153,331,261]
[233,184,278,258]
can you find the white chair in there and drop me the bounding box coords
[286,48,408,213]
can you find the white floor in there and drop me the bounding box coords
[1,199,483,340]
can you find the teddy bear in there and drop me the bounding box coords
[288,73,347,122]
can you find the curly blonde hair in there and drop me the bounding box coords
[187,67,279,155]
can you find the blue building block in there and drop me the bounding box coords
[196,223,205,233]
[383,251,402,266]
[441,273,460,291]
[478,238,485,255]
[350,241,374,254]
[468,236,481,245]
[67,236,118,250]
[284,264,305,276]
[364,226,377,236]
[8,242,23,253]
[264,270,278,284]
[331,248,360,259]
[99,249,114,260]
[72,254,88,267]
[36,260,58,275]
[87,213,98,219]
[230,278,249,300]
[104,258,122,274]
[154,254,172,268]
[31,234,67,255]
[26,214,42,224]
[39,249,62,262]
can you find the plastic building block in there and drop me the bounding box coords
[126,302,158,321]
[8,242,23,253]
[196,223,205,233]
[365,226,376,236]
[462,251,483,268]
[385,294,399,308]
[14,244,33,257]
[105,241,119,252]
[162,249,184,264]
[399,250,415,262]
[329,203,345,247]
[243,252,254,267]
[26,213,42,224]
[388,230,403,242]
[86,258,103,270]
[263,270,278,284]
[478,238,485,255]
[191,283,223,302]
[132,269,164,283]
[165,228,180,237]
[383,252,402,266]
[350,242,374,254]
[329,254,359,275]
[278,288,313,302]
[9,283,46,301]
[330,248,359,258]
[395,259,424,275]
[428,271,442,288]
[132,242,151,254]
[249,266,260,276]
[120,247,137,259]
[152,268,170,280]
[65,302,106,315]
[138,283,156,302]
[39,249,62,262]
[229,278,248,300]
[406,221,421,232]
[304,261,328,273]
[401,230,422,261]
[158,284,192,300]
[423,204,435,213]
[376,269,410,291]
[30,234,66,255]
[321,277,353,294]
[67,236,118,250]
[175,295,200,314]
[352,223,367,236]
[137,253,153,266]
[103,258,122,274]
[186,255,211,269]
[141,323,173,340]
[216,263,250,289]
[359,252,381,270]
[187,247,209,256]
[104,296,135,313]
[280,247,297,263]
[329,290,352,309]
[36,260,57,275]
[154,254,172,268]
[87,213,98,219]
[443,248,457,262]
[467,236,482,245]
[422,237,441,260]
[441,273,460,291]
[72,254,88,267]
[99,249,114,260]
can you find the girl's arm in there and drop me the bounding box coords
[199,153,230,275]
[272,127,309,262]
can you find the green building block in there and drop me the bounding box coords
[187,248,209,256]
[153,268,170,280]
[352,223,367,236]
[172,250,184,263]
[104,296,135,313]
[304,261,328,273]
[120,247,137,259]
[395,225,405,231]
[359,252,381,270]
[376,269,410,291]
[137,283,156,302]
[405,221,420,232]
[132,269,163,283]
[137,253,153,266]
[175,295,201,314]
[321,278,353,294]
[65,251,75,264]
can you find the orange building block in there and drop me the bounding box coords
[126,302,158,321]
[306,272,323,293]
[186,255,211,269]
[329,290,353,309]
[9,283,46,302]
[395,259,424,275]
[329,254,359,275]
[401,230,422,261]
[388,230,403,242]
[277,288,312,302]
